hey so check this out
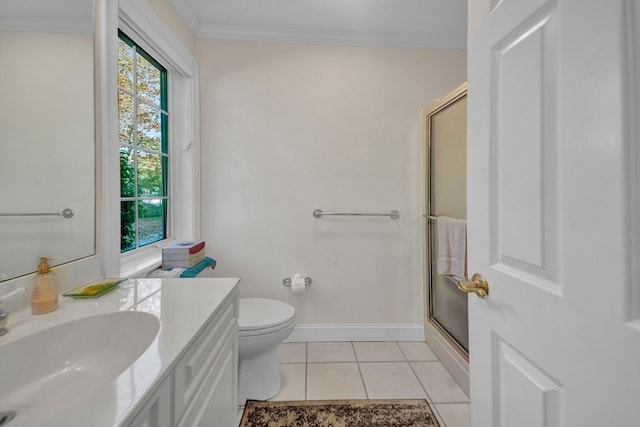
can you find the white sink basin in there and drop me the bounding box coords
[0,311,160,424]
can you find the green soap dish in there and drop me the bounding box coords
[63,278,125,299]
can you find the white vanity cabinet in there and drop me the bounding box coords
[127,374,173,427]
[174,298,238,427]
[126,284,238,427]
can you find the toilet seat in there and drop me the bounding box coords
[238,298,295,336]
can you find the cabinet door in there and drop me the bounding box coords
[174,303,236,421]
[177,331,237,427]
[127,375,172,427]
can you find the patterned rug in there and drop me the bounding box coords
[239,399,441,427]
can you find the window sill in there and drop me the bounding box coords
[120,242,176,278]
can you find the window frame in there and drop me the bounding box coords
[118,30,170,253]
[99,0,200,278]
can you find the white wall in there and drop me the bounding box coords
[198,39,466,338]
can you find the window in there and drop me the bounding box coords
[101,3,199,278]
[118,31,169,253]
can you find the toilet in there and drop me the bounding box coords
[237,298,296,404]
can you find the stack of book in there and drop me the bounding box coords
[162,240,205,269]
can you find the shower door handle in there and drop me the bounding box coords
[457,273,489,298]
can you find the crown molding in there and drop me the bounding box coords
[168,0,466,49]
[0,16,93,33]
[197,24,466,49]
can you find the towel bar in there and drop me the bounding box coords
[0,208,75,219]
[313,209,399,219]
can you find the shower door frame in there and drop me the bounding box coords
[423,82,469,395]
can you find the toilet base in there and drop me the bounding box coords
[238,347,281,405]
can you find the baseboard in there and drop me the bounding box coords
[286,323,425,342]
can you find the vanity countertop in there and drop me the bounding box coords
[0,277,239,427]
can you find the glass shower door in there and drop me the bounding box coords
[427,87,468,354]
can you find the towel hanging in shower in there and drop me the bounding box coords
[436,216,467,278]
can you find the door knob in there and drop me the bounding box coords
[457,273,489,298]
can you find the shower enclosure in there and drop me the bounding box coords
[423,83,469,393]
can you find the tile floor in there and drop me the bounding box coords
[238,341,470,427]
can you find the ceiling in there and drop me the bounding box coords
[169,0,468,49]
[0,0,468,49]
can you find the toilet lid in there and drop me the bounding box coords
[239,298,295,331]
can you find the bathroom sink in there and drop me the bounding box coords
[0,311,160,424]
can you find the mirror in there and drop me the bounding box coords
[0,0,95,281]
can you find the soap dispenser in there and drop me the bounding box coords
[31,257,58,314]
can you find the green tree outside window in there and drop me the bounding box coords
[118,31,168,252]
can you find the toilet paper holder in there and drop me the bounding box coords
[283,276,312,286]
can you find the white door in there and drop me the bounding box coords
[467,0,640,426]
